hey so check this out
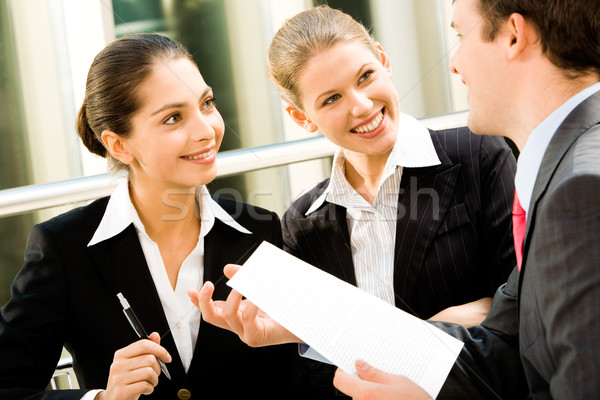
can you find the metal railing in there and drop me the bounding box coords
[51,356,77,390]
[36,112,468,390]
[0,112,468,218]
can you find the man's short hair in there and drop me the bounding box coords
[476,0,600,78]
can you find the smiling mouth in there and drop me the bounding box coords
[181,149,214,160]
[351,109,384,134]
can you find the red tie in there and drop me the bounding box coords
[512,192,526,270]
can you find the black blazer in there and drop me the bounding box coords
[282,127,517,398]
[0,195,297,399]
[283,127,516,317]
[436,90,600,400]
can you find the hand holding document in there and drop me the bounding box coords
[227,241,463,399]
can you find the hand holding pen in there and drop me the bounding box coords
[98,332,172,400]
[96,294,173,400]
[117,293,172,380]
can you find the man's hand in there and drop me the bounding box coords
[429,297,492,327]
[188,264,301,347]
[333,360,432,400]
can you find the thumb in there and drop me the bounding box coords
[355,359,394,384]
[148,331,161,345]
[223,264,241,279]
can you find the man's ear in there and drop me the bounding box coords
[285,104,318,133]
[375,42,392,75]
[506,13,535,61]
[101,130,134,165]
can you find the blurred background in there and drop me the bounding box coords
[0,0,468,305]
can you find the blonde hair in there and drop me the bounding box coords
[267,5,379,110]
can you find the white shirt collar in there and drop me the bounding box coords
[88,179,250,247]
[305,113,441,215]
[515,82,600,214]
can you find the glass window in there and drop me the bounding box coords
[0,0,475,304]
[110,0,302,214]
[0,1,34,305]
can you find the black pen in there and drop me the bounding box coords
[117,292,172,380]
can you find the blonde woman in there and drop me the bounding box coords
[191,5,516,399]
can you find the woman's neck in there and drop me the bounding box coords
[343,150,391,205]
[128,180,200,241]
[128,180,202,289]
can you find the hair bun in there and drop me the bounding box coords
[76,101,107,158]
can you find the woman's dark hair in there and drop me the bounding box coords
[76,33,193,170]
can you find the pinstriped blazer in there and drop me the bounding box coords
[282,127,516,398]
[283,127,516,318]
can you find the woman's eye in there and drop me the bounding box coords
[164,114,181,125]
[203,97,216,110]
[359,71,372,83]
[324,94,340,106]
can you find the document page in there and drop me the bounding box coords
[227,241,464,399]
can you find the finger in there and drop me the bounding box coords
[109,352,161,381]
[131,353,162,377]
[333,368,364,397]
[355,359,394,384]
[148,331,161,344]
[117,366,160,395]
[223,288,245,334]
[240,299,260,328]
[354,361,433,399]
[125,380,157,397]
[239,300,264,346]
[145,353,163,377]
[146,340,172,364]
[116,338,172,364]
[189,282,216,315]
[187,287,202,308]
[128,362,161,385]
[122,340,164,379]
[190,283,238,333]
[223,264,241,279]
[191,283,219,320]
[146,332,172,367]
[104,380,156,400]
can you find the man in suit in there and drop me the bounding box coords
[333,0,600,398]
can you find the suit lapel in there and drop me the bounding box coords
[202,219,260,293]
[519,91,600,286]
[393,133,460,311]
[187,219,259,375]
[87,225,188,382]
[301,201,356,285]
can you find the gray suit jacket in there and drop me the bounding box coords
[436,90,600,399]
